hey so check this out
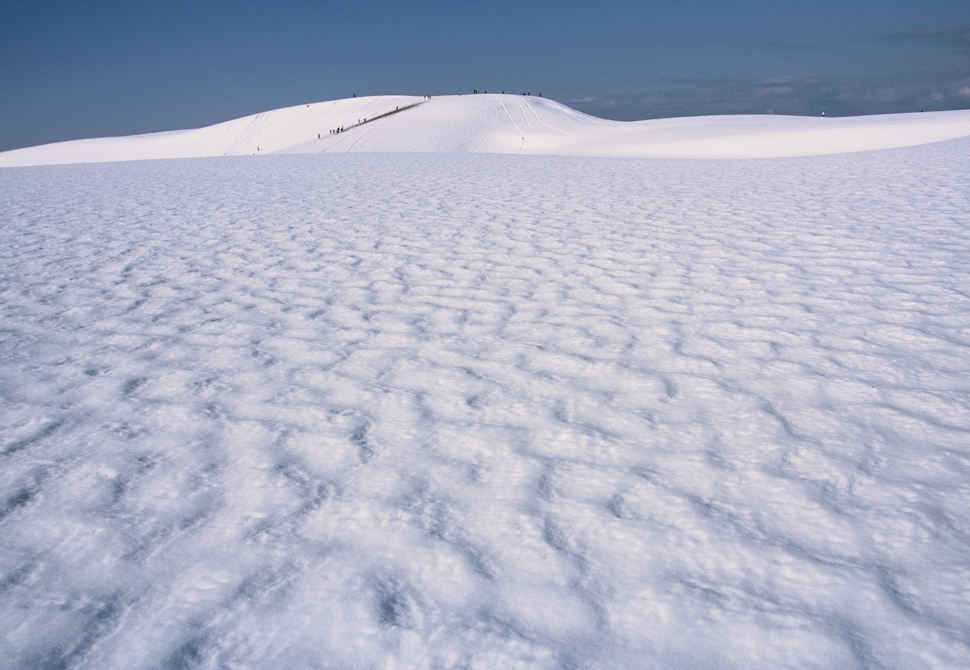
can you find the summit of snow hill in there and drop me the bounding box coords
[2,94,970,167]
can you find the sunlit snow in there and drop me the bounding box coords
[1,97,970,669]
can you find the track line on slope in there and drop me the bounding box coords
[499,99,526,154]
[346,118,387,152]
[521,99,576,145]
[345,101,425,135]
[277,103,348,151]
[225,113,273,155]
[322,101,426,153]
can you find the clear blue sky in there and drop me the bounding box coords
[2,0,969,151]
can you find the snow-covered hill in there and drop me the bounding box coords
[3,94,970,167]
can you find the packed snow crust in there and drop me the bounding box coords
[2,94,970,167]
[2,131,970,668]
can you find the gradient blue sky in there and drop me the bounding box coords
[2,0,969,151]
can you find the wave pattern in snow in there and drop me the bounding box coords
[1,144,970,668]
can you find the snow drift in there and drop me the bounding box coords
[2,94,970,167]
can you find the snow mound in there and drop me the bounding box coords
[3,94,970,166]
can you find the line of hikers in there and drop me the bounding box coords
[316,90,538,140]
[321,98,429,138]
[462,90,540,97]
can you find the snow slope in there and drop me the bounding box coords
[2,138,970,668]
[2,94,970,166]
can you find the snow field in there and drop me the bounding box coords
[1,142,970,668]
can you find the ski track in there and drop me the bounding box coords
[499,100,527,154]
[523,98,577,146]
[1,144,970,669]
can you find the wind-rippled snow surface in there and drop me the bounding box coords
[2,145,970,669]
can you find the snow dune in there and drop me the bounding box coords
[2,94,970,167]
